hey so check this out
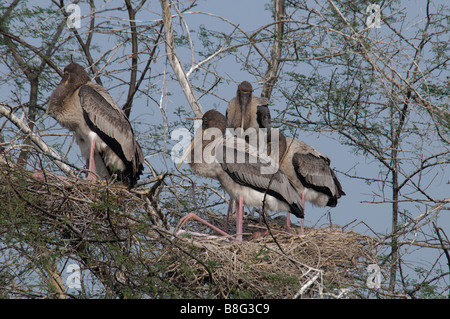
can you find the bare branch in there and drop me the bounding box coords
[261,0,285,99]
[0,103,75,177]
[160,0,203,117]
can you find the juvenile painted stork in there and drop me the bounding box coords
[278,132,346,234]
[177,110,304,241]
[225,81,273,229]
[226,81,271,141]
[48,63,144,188]
[226,80,345,235]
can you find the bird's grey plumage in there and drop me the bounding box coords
[188,110,304,219]
[218,140,304,219]
[280,135,345,207]
[49,63,144,187]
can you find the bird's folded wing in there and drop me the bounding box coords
[292,152,336,196]
[78,83,138,164]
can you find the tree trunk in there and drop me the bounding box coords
[160,0,203,118]
[261,0,285,100]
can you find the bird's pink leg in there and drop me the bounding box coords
[286,212,291,233]
[86,135,97,180]
[299,191,305,235]
[32,172,68,180]
[224,199,233,233]
[235,200,239,233]
[236,195,244,242]
[176,212,229,237]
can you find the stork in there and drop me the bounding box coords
[226,81,345,235]
[226,80,271,143]
[225,81,273,229]
[278,132,346,234]
[177,110,304,241]
[48,63,144,187]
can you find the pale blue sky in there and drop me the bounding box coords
[1,0,448,284]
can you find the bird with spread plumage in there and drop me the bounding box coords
[226,81,345,235]
[278,132,346,234]
[48,63,144,188]
[177,109,304,241]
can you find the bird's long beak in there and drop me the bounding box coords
[45,102,51,116]
[176,138,194,170]
[239,91,251,137]
[64,74,70,85]
[240,110,245,137]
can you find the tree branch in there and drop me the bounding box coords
[160,0,203,118]
[261,0,285,99]
[123,0,142,118]
[56,0,102,85]
[0,103,75,177]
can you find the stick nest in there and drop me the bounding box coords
[167,227,378,298]
[0,159,379,298]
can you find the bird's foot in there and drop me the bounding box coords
[176,212,230,238]
[32,172,46,179]
[85,171,98,181]
[32,171,68,181]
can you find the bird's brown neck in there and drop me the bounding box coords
[49,83,74,113]
[267,130,287,162]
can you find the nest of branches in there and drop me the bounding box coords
[166,225,378,298]
[3,169,138,235]
[0,157,172,298]
[0,157,379,298]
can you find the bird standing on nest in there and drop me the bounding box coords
[177,109,304,242]
[226,81,345,235]
[277,133,346,234]
[226,80,271,144]
[48,63,144,188]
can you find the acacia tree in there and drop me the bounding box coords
[0,0,448,298]
[159,0,450,296]
[270,0,450,294]
[0,0,172,298]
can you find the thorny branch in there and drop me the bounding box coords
[0,103,75,177]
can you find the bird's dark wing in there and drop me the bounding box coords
[292,152,340,200]
[79,83,144,185]
[219,141,304,218]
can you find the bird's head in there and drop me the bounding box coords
[201,109,227,135]
[237,81,253,108]
[176,110,226,170]
[237,81,253,135]
[61,63,90,88]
